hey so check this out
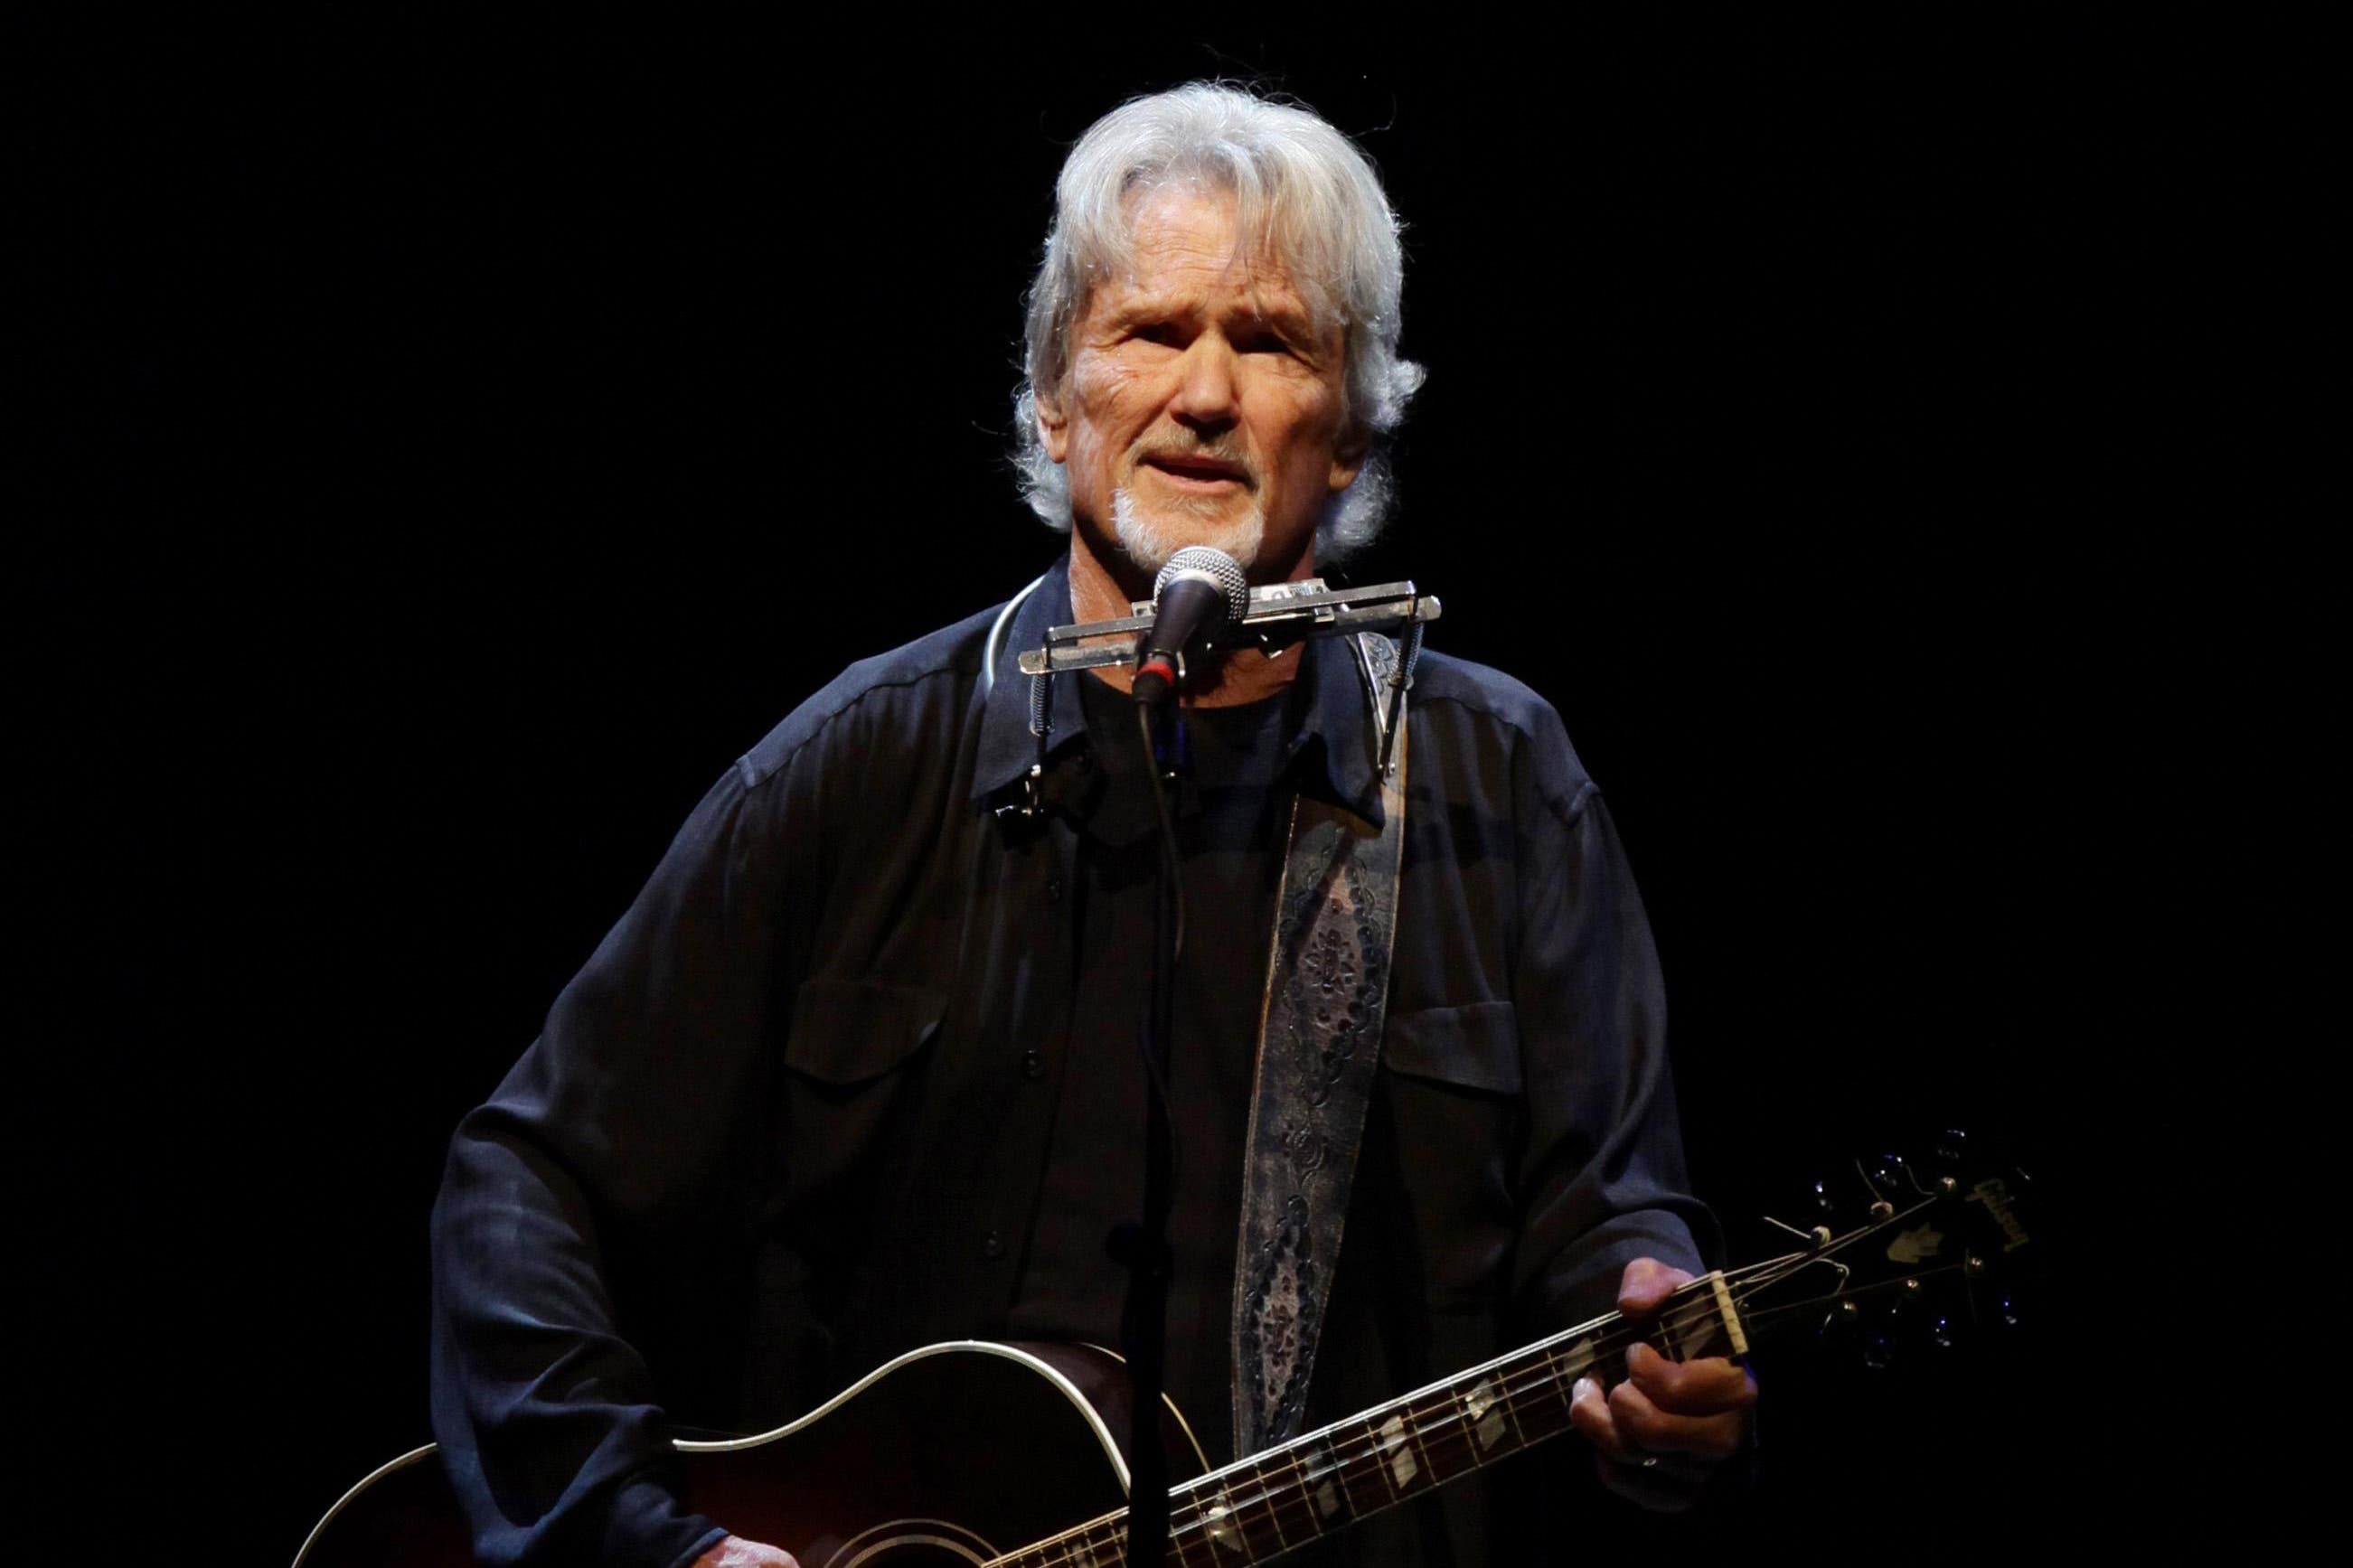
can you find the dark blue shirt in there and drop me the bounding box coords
[429,556,1713,1567]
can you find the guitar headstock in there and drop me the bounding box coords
[1730,1128,2036,1370]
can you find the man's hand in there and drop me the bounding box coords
[692,1537,797,1568]
[1566,1257,1756,1510]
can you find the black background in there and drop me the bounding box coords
[25,19,2271,1556]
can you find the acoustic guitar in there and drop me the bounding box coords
[294,1139,2030,1566]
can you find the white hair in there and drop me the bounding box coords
[1113,485,1266,577]
[1012,83,1426,565]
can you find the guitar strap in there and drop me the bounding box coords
[1229,631,1412,1458]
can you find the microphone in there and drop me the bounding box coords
[1132,546,1250,707]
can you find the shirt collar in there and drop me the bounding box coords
[971,552,1388,826]
[972,556,1089,804]
[1284,627,1388,826]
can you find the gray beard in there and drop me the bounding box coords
[1112,486,1266,577]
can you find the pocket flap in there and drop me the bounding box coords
[785,978,945,1084]
[1381,1000,1522,1094]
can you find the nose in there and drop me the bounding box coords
[1168,333,1240,433]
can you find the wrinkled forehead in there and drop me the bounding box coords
[1087,172,1344,328]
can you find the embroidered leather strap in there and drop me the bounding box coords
[1229,633,1412,1457]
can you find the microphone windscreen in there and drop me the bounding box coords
[1153,547,1249,625]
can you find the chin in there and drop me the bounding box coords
[1112,488,1266,576]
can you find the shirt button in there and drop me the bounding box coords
[980,1229,1005,1260]
[1021,1048,1047,1080]
[1044,877,1062,903]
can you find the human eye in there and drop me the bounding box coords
[1238,312,1321,361]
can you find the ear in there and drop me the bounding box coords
[1326,430,1369,495]
[1036,384,1070,465]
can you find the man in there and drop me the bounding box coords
[432,83,1754,1568]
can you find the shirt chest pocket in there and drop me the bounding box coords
[1381,1000,1523,1095]
[779,977,946,1208]
[1375,1000,1524,1295]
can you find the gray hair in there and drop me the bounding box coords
[1012,83,1426,564]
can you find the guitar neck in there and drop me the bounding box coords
[990,1272,1747,1568]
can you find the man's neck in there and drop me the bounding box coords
[1066,530,1312,710]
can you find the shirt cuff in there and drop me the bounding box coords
[591,1470,724,1568]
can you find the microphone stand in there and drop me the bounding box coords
[1119,692,1182,1568]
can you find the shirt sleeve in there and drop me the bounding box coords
[429,757,797,1567]
[1504,702,1719,1333]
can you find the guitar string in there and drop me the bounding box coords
[1144,1238,1966,1565]
[1149,1253,1994,1558]
[1054,1282,1739,1565]
[1007,1213,1995,1568]
[996,1289,1745,1568]
[1001,1253,1986,1568]
[1078,1291,1867,1568]
[1157,1307,1733,1550]
[1156,1264,1987,1559]
[1187,1289,1720,1513]
[1024,1333,1697,1568]
[1732,1264,1989,1330]
[996,1330,1609,1568]
[1015,1343,1793,1568]
[1031,1241,1985,1568]
[1162,1370,1609,1553]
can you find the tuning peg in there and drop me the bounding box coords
[1930,1313,1956,1351]
[1762,1211,1834,1249]
[1854,1154,1908,1219]
[1811,1177,1835,1217]
[1934,1128,1969,1165]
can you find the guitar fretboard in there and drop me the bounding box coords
[989,1272,1739,1568]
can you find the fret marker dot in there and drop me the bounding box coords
[1380,1414,1418,1488]
[1469,1379,1506,1450]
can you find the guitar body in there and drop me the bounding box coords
[295,1341,1209,1568]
